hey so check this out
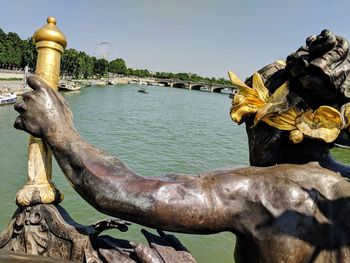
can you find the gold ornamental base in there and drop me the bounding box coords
[16,182,63,207]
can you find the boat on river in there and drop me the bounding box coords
[138,88,148,94]
[58,82,81,91]
[0,93,16,105]
[221,88,233,94]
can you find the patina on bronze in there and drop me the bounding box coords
[9,29,350,263]
[6,25,350,262]
[0,202,195,262]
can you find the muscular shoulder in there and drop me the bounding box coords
[225,163,350,200]
[209,163,350,231]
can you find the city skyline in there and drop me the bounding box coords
[1,0,350,79]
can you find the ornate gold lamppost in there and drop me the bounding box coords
[16,17,67,206]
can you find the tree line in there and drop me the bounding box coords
[0,28,231,85]
[0,29,36,70]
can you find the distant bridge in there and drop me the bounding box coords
[120,76,236,93]
[152,79,235,93]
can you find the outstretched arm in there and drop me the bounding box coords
[14,77,318,236]
[14,76,249,234]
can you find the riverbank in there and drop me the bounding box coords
[0,69,234,95]
[74,76,156,86]
[0,76,133,96]
[0,80,29,96]
[0,70,32,95]
[0,69,147,91]
[0,76,140,96]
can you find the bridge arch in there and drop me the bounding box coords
[211,86,224,93]
[172,82,187,89]
[191,84,205,90]
[211,86,234,93]
[157,81,170,87]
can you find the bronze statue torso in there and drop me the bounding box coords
[231,163,350,263]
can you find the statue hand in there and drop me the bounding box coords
[91,217,131,233]
[14,76,74,139]
[130,242,164,263]
[286,29,350,99]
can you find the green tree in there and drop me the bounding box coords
[94,58,109,77]
[83,55,94,78]
[91,56,97,77]
[21,37,37,70]
[109,58,127,75]
[73,51,95,79]
[175,72,190,81]
[61,48,79,78]
[5,32,22,69]
[128,68,151,78]
[0,28,7,68]
[0,27,232,84]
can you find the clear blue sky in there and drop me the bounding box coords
[1,0,350,79]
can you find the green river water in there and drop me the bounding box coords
[1,84,350,262]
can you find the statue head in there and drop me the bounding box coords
[229,29,350,167]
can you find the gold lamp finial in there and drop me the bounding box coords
[47,16,56,24]
[16,17,67,206]
[33,16,67,49]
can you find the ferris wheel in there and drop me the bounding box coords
[94,42,116,61]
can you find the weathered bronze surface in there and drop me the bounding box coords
[0,204,95,261]
[0,204,194,262]
[0,251,74,262]
[9,27,350,262]
[16,17,66,206]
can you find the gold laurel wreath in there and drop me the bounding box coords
[228,69,350,144]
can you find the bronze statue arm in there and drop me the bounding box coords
[14,76,265,235]
[34,128,319,237]
[49,130,237,234]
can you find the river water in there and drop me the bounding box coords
[1,84,350,262]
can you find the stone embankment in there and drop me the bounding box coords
[0,69,32,95]
[74,77,129,86]
[0,80,28,95]
[0,69,166,95]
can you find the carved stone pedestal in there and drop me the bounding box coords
[0,204,196,263]
[0,204,95,261]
